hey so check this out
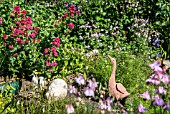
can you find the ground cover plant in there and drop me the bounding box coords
[0,0,170,114]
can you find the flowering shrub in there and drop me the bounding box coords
[0,5,61,78]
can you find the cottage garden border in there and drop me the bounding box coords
[0,1,170,114]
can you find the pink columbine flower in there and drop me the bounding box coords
[84,87,94,97]
[8,45,14,49]
[3,34,8,40]
[75,74,86,85]
[155,86,166,94]
[0,17,2,24]
[68,23,74,29]
[138,104,147,113]
[66,104,74,114]
[141,91,151,100]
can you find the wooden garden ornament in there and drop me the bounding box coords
[108,55,130,103]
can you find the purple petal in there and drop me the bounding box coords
[138,104,147,113]
[164,101,170,111]
[69,85,77,94]
[153,97,165,106]
[75,75,86,85]
[84,87,94,97]
[155,86,166,94]
[66,104,74,114]
[146,78,160,85]
[141,91,151,100]
[161,74,169,84]
[149,61,161,69]
[88,78,98,90]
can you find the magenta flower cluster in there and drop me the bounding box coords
[2,6,41,56]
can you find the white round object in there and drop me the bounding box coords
[46,79,68,101]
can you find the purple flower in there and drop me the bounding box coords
[157,52,161,57]
[98,99,107,110]
[106,98,113,111]
[137,104,147,113]
[69,85,77,94]
[153,96,165,106]
[153,72,164,79]
[160,74,169,84]
[88,78,98,90]
[152,95,159,100]
[146,78,160,85]
[155,86,166,94]
[84,87,94,97]
[154,39,161,47]
[75,74,86,85]
[164,101,170,111]
[141,91,151,100]
[66,104,74,114]
[149,60,162,72]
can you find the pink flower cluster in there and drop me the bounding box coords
[56,4,80,31]
[46,61,57,67]
[68,5,80,18]
[3,6,41,52]
[52,37,60,46]
[43,38,60,72]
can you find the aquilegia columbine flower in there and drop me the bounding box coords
[84,87,94,97]
[66,104,74,114]
[68,85,77,94]
[137,104,147,113]
[164,101,170,111]
[141,90,151,100]
[88,78,98,90]
[75,74,86,85]
[153,96,165,106]
[154,86,166,94]
[149,60,162,72]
